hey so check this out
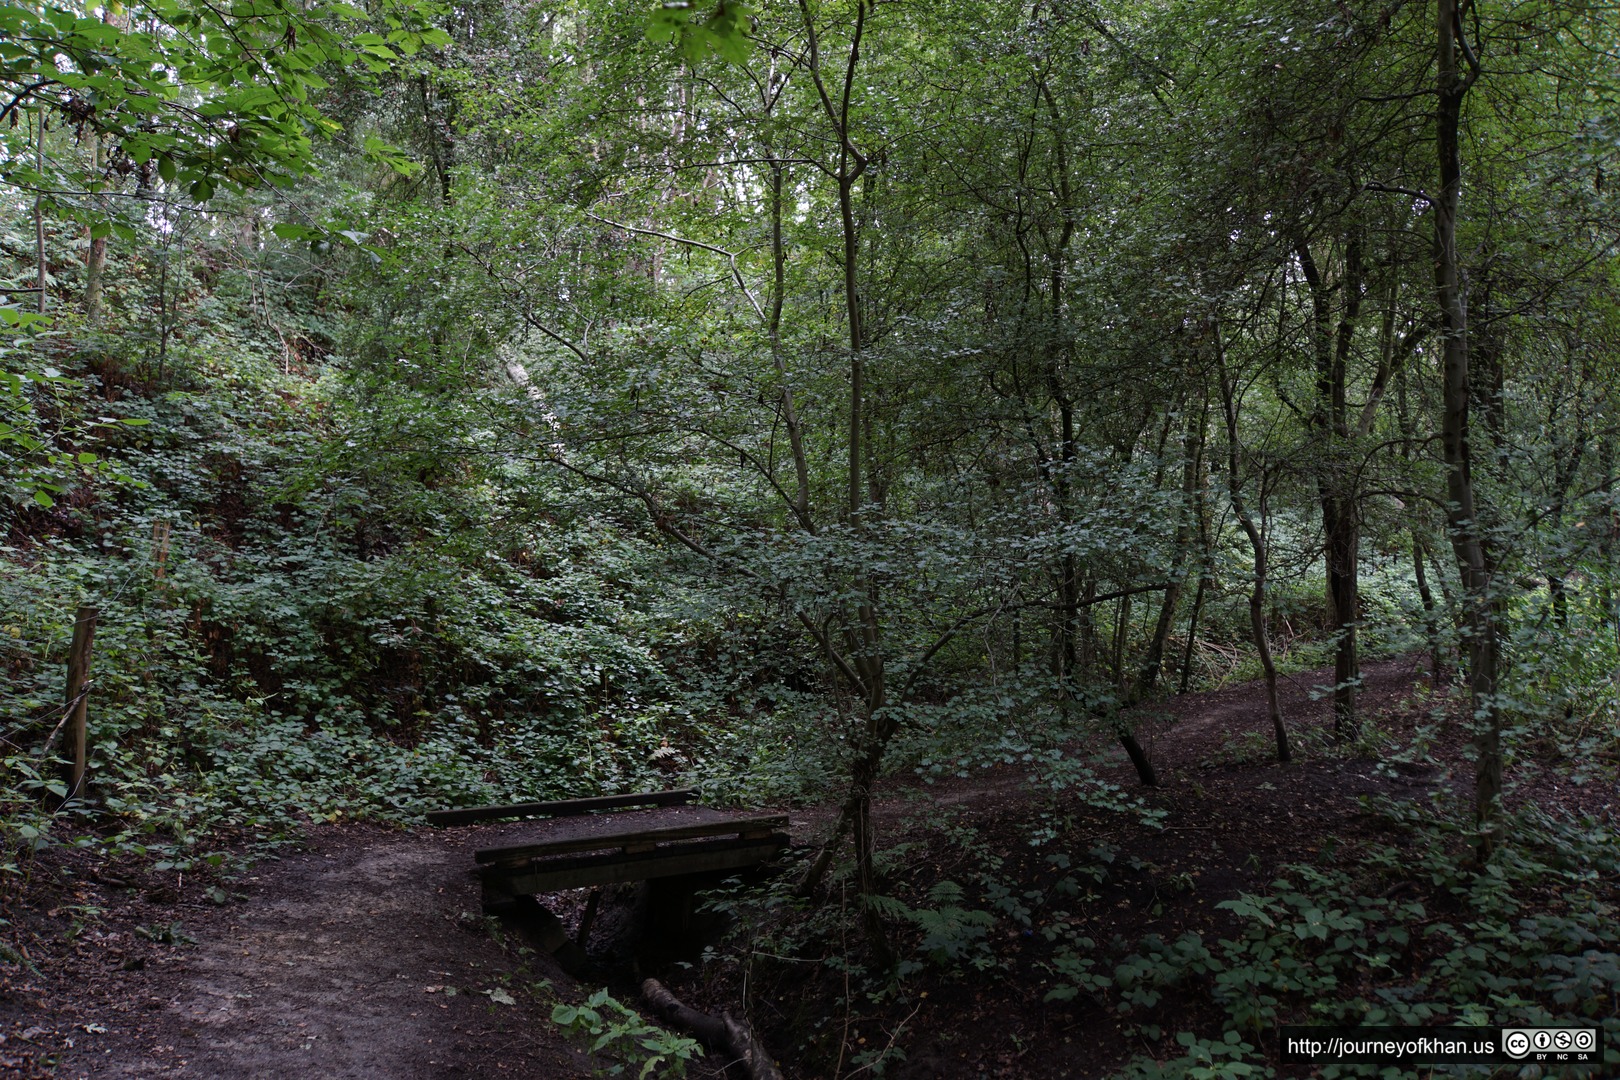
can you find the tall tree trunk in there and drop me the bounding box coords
[83,2,127,325]
[1322,496,1360,738]
[1134,402,1203,701]
[1396,360,1446,682]
[1113,593,1132,693]
[418,74,454,205]
[768,160,813,531]
[85,141,108,324]
[1411,531,1445,683]
[84,240,107,323]
[1600,433,1617,651]
[1178,563,1209,695]
[1036,76,1154,785]
[1434,0,1501,852]
[1545,390,1587,629]
[34,110,47,315]
[1179,450,1214,696]
[156,239,169,382]
[1217,337,1289,762]
[795,0,895,966]
[1297,238,1364,739]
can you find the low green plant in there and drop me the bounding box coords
[868,881,997,973]
[550,989,704,1078]
[1119,1031,1268,1080]
[1041,935,1111,1002]
[1098,805,1620,1077]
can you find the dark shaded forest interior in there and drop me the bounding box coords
[1,0,1617,1076]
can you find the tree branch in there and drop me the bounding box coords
[585,212,766,324]
[1364,181,1433,206]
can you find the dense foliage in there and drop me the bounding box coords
[2,0,1617,1074]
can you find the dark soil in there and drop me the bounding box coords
[2,825,595,1079]
[851,657,1449,1079]
[2,654,1613,1079]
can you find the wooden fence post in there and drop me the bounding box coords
[64,605,98,800]
[153,520,172,581]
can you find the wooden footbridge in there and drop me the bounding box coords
[428,787,790,918]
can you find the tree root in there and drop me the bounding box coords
[640,977,783,1080]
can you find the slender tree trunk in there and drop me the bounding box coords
[1600,433,1617,646]
[84,2,127,325]
[156,239,170,383]
[1103,500,1158,784]
[1434,0,1501,852]
[1396,361,1446,682]
[418,75,453,205]
[1111,587,1157,785]
[1217,339,1289,762]
[795,1,895,966]
[35,110,47,315]
[1411,531,1444,683]
[768,161,813,531]
[84,240,107,322]
[1178,569,1209,695]
[832,94,886,917]
[1113,593,1132,693]
[1545,401,1586,628]
[1054,395,1081,691]
[1427,543,1462,658]
[1078,576,1097,680]
[1041,80,1082,706]
[1298,238,1364,739]
[85,140,108,324]
[1134,404,1202,701]
[1323,497,1360,738]
[1034,76,1153,784]
[1179,429,1214,694]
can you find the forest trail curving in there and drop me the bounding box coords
[1134,654,1431,772]
[43,825,593,1080]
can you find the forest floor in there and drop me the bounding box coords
[0,654,1612,1079]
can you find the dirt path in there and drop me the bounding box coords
[1139,654,1428,770]
[39,825,593,1080]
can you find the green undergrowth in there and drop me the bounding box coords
[1063,803,1620,1078]
[0,278,781,879]
[696,793,1619,1080]
[551,990,705,1079]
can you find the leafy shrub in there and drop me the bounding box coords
[1097,806,1620,1078]
[551,990,704,1078]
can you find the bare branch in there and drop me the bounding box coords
[1364,181,1433,206]
[585,212,766,325]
